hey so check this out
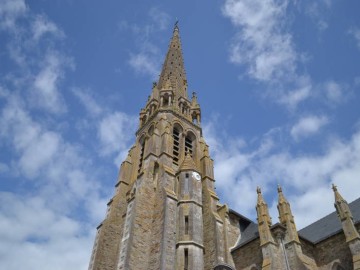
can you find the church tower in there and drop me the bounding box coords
[88,24,235,270]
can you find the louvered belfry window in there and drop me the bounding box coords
[173,128,180,165]
[185,136,193,156]
[138,141,145,174]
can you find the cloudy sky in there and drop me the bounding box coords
[1,0,360,269]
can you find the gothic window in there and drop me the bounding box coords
[185,137,192,156]
[182,104,186,114]
[185,132,196,157]
[163,94,169,107]
[172,127,180,165]
[192,112,198,124]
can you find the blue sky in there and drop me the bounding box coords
[0,0,360,269]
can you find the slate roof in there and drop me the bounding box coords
[231,197,360,251]
[298,197,360,244]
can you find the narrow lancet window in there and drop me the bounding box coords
[184,173,189,194]
[184,248,189,270]
[185,216,189,235]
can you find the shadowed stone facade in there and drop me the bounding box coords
[88,25,360,270]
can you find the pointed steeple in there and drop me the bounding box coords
[333,184,354,221]
[158,22,188,99]
[332,184,360,247]
[277,185,300,244]
[332,184,360,241]
[256,187,275,246]
[277,185,291,224]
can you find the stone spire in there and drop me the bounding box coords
[157,22,188,99]
[277,185,300,244]
[256,187,275,246]
[333,184,360,242]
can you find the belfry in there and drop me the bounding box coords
[88,25,360,270]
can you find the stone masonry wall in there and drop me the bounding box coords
[202,188,218,269]
[127,168,158,270]
[314,232,353,270]
[161,195,177,270]
[232,238,262,270]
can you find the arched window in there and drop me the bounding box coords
[192,112,198,124]
[163,93,169,107]
[185,131,196,157]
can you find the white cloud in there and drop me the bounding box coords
[128,52,159,78]
[19,131,60,178]
[290,115,328,140]
[222,0,297,82]
[204,116,360,229]
[0,192,93,270]
[31,52,69,113]
[121,7,170,78]
[0,0,26,30]
[32,15,64,41]
[304,1,332,32]
[278,76,312,109]
[0,3,117,269]
[349,27,360,50]
[323,80,345,104]
[98,112,137,163]
[0,91,108,270]
[149,7,170,31]
[72,88,103,117]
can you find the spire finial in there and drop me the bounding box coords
[277,184,287,204]
[255,185,275,246]
[332,183,344,202]
[276,185,300,243]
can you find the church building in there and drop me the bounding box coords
[88,25,360,270]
